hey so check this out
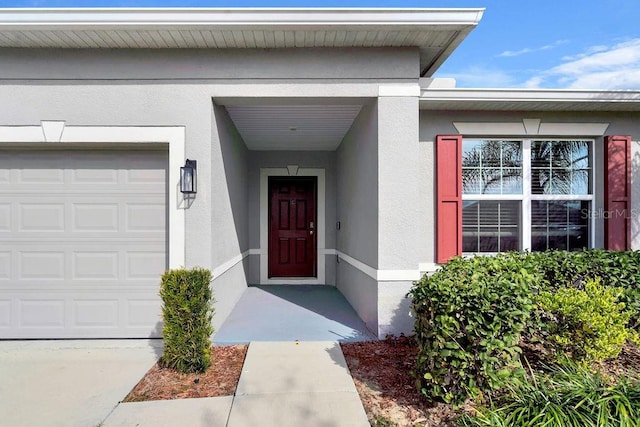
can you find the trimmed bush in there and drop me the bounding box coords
[536,277,636,364]
[160,267,214,373]
[459,362,640,427]
[410,255,534,404]
[522,250,640,331]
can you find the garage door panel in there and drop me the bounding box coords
[19,203,65,231]
[72,168,119,184]
[126,168,166,184]
[0,252,9,279]
[0,149,167,339]
[20,299,65,328]
[2,199,165,238]
[6,241,164,284]
[126,252,167,280]
[19,168,65,184]
[74,299,119,327]
[0,291,163,338]
[0,204,9,231]
[73,252,119,280]
[73,203,119,231]
[0,300,10,327]
[20,251,65,280]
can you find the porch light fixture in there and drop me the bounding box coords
[180,159,197,194]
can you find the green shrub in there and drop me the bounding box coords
[523,250,640,331]
[410,255,534,404]
[459,362,640,427]
[160,267,214,373]
[536,277,635,364]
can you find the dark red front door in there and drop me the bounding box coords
[268,177,317,278]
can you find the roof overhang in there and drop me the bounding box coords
[0,7,484,77]
[420,88,640,112]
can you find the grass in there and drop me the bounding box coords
[458,361,640,427]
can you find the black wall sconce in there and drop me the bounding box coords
[180,159,197,194]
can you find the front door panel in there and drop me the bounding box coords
[268,177,317,278]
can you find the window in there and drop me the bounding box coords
[462,139,593,253]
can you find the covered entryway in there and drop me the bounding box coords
[0,148,168,339]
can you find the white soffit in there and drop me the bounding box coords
[0,8,484,76]
[420,88,640,111]
[225,104,363,151]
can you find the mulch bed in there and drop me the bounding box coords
[341,336,458,427]
[124,344,248,402]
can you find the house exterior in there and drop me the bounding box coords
[0,8,639,340]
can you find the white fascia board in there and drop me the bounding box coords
[0,8,484,29]
[420,88,640,104]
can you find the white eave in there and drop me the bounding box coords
[420,88,640,112]
[0,7,484,77]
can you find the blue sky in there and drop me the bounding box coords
[1,0,639,89]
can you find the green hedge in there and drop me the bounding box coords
[409,255,535,404]
[410,250,640,403]
[522,250,640,331]
[159,267,214,373]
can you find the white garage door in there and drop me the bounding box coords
[0,149,168,338]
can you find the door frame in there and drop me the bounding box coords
[259,167,326,285]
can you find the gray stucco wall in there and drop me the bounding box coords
[377,96,420,270]
[336,101,379,267]
[210,104,249,330]
[419,110,640,264]
[0,47,420,80]
[335,101,379,330]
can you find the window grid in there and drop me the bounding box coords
[462,138,594,253]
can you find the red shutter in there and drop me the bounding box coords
[604,135,631,251]
[436,135,463,263]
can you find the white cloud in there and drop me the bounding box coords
[526,38,640,89]
[439,66,517,88]
[498,40,569,58]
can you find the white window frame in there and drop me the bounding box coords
[462,138,595,253]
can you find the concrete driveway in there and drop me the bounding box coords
[0,340,162,427]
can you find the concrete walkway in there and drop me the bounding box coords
[104,341,369,427]
[0,340,162,427]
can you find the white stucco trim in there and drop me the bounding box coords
[259,167,326,285]
[337,251,421,281]
[418,262,439,273]
[378,84,421,97]
[0,124,186,269]
[453,120,610,136]
[212,250,249,279]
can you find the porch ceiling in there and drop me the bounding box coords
[225,104,363,151]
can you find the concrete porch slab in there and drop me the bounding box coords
[214,285,376,344]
